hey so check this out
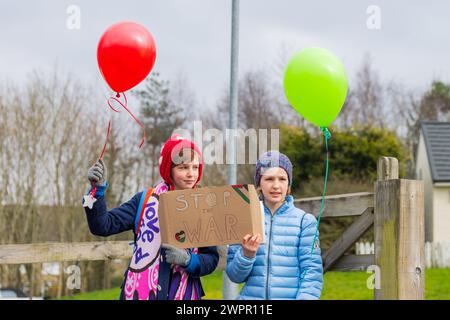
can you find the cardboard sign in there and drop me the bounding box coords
[158,184,264,248]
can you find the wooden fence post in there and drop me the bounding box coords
[374,156,425,299]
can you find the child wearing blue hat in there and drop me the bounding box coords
[226,151,323,300]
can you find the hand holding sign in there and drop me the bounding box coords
[242,233,262,258]
[161,244,191,267]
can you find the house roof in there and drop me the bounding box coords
[421,121,450,183]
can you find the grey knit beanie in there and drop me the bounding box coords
[254,151,293,187]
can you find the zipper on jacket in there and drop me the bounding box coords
[264,200,290,299]
[265,213,274,299]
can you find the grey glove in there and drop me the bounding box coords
[161,244,191,267]
[87,159,107,186]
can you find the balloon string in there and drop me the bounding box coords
[311,127,330,253]
[90,183,97,198]
[298,127,331,293]
[107,92,147,148]
[90,119,112,198]
[99,119,112,160]
[91,92,147,199]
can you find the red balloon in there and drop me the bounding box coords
[97,21,156,93]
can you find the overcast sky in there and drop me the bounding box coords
[1,0,449,109]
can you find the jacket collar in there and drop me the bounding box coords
[263,195,294,216]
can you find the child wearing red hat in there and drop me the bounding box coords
[83,134,218,300]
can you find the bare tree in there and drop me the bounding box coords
[200,69,283,185]
[0,68,120,297]
[133,72,186,184]
[392,80,450,176]
[333,54,389,130]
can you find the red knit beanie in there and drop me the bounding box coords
[158,134,203,189]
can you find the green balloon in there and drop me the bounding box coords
[283,47,348,127]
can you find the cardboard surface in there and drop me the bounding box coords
[158,184,264,248]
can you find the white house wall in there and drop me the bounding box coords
[416,133,434,242]
[433,186,450,242]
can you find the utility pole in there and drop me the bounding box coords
[222,0,240,300]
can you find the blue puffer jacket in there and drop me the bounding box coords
[226,195,323,300]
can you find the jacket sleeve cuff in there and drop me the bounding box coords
[236,247,256,265]
[87,181,108,197]
[184,253,200,274]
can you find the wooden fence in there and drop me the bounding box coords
[357,241,450,268]
[0,157,425,299]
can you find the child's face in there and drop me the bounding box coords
[259,167,289,205]
[171,149,200,190]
